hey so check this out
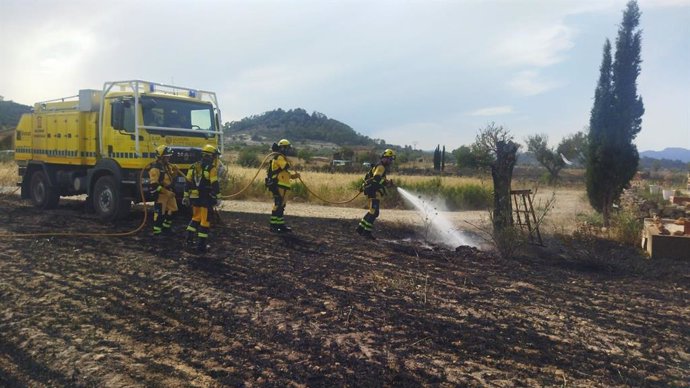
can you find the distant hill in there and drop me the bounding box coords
[640,147,690,163]
[0,99,31,130]
[224,108,377,146]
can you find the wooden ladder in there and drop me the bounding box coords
[510,189,543,246]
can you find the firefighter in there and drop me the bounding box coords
[149,145,181,236]
[183,144,220,252]
[265,139,300,233]
[356,149,396,239]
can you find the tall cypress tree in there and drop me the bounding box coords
[441,145,446,171]
[586,40,615,219]
[586,0,644,226]
[433,145,441,171]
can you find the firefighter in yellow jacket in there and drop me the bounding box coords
[183,144,220,252]
[265,139,300,233]
[149,145,181,236]
[356,149,396,239]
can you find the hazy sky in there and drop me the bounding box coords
[1,0,688,151]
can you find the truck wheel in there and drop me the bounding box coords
[93,176,131,221]
[29,170,59,209]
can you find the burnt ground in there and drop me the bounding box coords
[0,195,688,387]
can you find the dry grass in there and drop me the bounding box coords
[0,160,596,226]
[0,161,17,186]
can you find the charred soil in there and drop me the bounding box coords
[0,196,688,387]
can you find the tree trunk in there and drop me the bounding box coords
[492,141,519,232]
[602,193,612,227]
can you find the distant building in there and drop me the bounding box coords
[331,159,351,167]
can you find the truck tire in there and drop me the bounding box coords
[93,175,131,221]
[29,170,60,209]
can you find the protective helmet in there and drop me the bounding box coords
[277,139,291,147]
[155,144,172,158]
[201,144,220,155]
[381,149,396,159]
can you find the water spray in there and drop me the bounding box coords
[396,187,476,249]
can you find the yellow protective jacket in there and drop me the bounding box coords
[268,154,297,190]
[362,163,387,197]
[149,161,179,196]
[184,160,219,206]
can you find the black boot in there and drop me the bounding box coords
[185,231,195,247]
[196,237,208,253]
[361,229,376,240]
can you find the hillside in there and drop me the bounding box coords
[640,147,690,163]
[224,108,376,146]
[0,99,31,131]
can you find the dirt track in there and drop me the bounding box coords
[0,195,688,387]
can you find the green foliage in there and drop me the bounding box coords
[526,134,565,184]
[296,148,314,163]
[587,1,644,226]
[471,122,516,168]
[611,209,643,247]
[558,131,588,165]
[237,148,260,168]
[587,39,616,215]
[396,145,424,164]
[639,157,687,171]
[452,145,477,169]
[444,184,493,210]
[224,108,376,146]
[0,100,31,130]
[400,178,492,211]
[0,133,13,150]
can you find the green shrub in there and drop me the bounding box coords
[399,178,492,211]
[612,209,643,247]
[444,184,492,210]
[237,149,261,168]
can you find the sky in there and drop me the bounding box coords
[1,0,688,152]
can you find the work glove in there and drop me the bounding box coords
[291,172,301,179]
[149,184,161,196]
[210,195,219,207]
[182,196,190,207]
[385,179,395,188]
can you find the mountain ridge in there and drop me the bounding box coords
[639,147,690,163]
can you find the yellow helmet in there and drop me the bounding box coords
[277,139,291,147]
[382,149,396,159]
[155,144,172,158]
[201,144,219,155]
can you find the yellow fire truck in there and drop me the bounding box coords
[14,80,222,221]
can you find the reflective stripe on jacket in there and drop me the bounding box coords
[185,160,219,201]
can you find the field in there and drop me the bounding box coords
[0,182,688,387]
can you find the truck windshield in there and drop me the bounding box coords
[139,96,215,136]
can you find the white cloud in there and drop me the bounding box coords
[509,70,563,96]
[494,23,576,67]
[470,106,514,116]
